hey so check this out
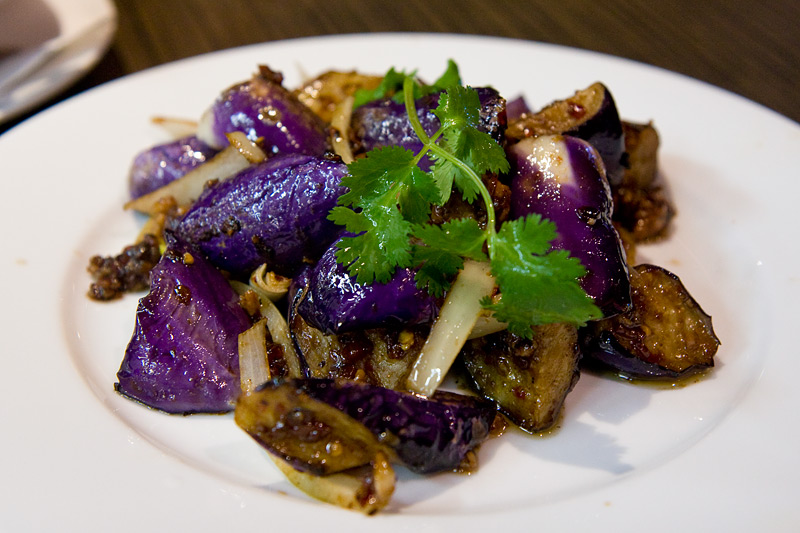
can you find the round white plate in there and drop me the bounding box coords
[1,34,798,532]
[0,0,116,124]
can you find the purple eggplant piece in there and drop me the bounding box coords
[175,154,348,277]
[271,378,497,474]
[506,83,625,187]
[128,136,220,199]
[296,237,439,334]
[613,121,675,243]
[505,95,531,122]
[352,87,506,169]
[508,134,631,317]
[115,243,252,414]
[199,66,328,156]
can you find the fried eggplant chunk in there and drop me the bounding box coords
[461,323,581,432]
[580,264,720,379]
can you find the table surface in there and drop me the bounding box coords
[1,0,798,135]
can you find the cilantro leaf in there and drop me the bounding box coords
[352,60,461,109]
[397,166,440,224]
[435,84,481,130]
[431,86,509,203]
[411,218,487,295]
[431,59,461,90]
[330,146,436,283]
[429,158,459,203]
[461,128,509,176]
[328,206,412,284]
[484,215,602,336]
[336,146,414,206]
[352,67,410,109]
[328,146,422,283]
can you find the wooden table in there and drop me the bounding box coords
[2,0,798,134]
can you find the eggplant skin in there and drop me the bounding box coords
[175,154,348,277]
[297,237,439,334]
[508,134,631,317]
[200,65,329,156]
[115,243,253,414]
[580,264,720,379]
[276,378,497,474]
[461,323,581,433]
[128,136,219,200]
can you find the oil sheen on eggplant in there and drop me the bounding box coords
[612,121,676,243]
[289,287,427,391]
[580,264,720,379]
[292,70,383,123]
[115,241,252,414]
[198,65,329,156]
[175,153,347,277]
[296,236,439,335]
[235,380,391,476]
[508,134,631,317]
[128,136,220,199]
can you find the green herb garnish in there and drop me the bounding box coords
[351,59,461,109]
[330,67,602,338]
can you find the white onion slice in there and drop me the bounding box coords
[225,131,267,164]
[468,312,507,339]
[238,319,270,395]
[249,264,291,302]
[124,134,266,216]
[329,95,355,164]
[270,452,395,514]
[406,260,496,396]
[124,145,252,215]
[231,281,303,380]
[150,116,198,138]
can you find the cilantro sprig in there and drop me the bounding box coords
[330,68,602,337]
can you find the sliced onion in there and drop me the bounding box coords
[124,144,252,215]
[231,280,303,379]
[150,116,198,138]
[249,264,291,302]
[468,312,507,339]
[329,95,355,164]
[225,131,267,164]
[238,319,270,395]
[270,452,395,514]
[133,212,169,249]
[406,260,496,396]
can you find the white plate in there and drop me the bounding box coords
[1,34,798,531]
[0,0,116,125]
